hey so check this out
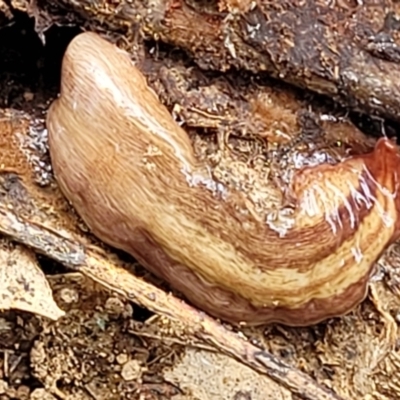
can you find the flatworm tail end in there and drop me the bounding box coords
[363,137,400,243]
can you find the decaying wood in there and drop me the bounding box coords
[8,0,400,122]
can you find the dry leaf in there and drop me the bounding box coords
[0,238,64,320]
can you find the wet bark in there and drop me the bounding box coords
[9,0,400,122]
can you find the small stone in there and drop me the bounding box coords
[16,385,30,399]
[105,296,126,318]
[59,287,79,304]
[23,92,34,101]
[30,388,57,400]
[120,359,142,381]
[116,353,128,365]
[107,353,115,363]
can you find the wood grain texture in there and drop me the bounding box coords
[47,32,400,326]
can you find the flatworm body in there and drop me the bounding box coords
[47,32,400,326]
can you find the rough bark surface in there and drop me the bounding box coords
[10,0,400,121]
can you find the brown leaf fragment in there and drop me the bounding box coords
[0,238,65,320]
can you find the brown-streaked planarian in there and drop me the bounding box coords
[46,32,400,326]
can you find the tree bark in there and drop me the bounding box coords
[13,0,400,122]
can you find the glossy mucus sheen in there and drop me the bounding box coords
[46,32,400,326]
